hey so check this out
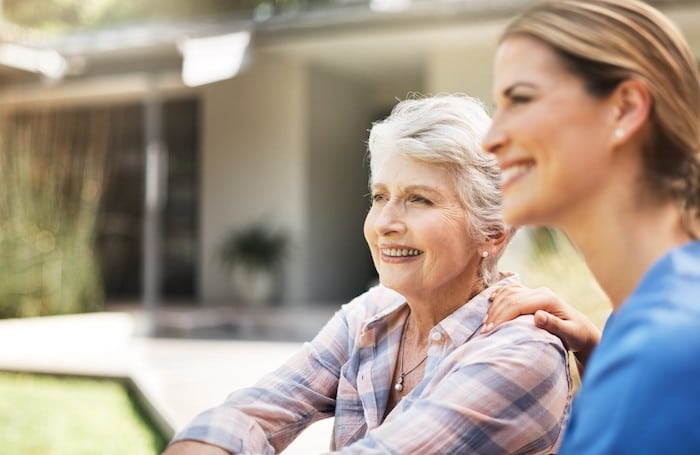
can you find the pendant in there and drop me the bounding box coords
[394,373,404,392]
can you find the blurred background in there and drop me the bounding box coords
[3,0,700,321]
[0,0,699,453]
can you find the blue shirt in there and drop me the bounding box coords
[559,241,700,454]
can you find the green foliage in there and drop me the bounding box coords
[218,224,288,271]
[501,227,611,329]
[0,110,109,318]
[0,372,166,454]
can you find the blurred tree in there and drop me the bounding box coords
[0,109,112,317]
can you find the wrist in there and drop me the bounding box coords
[575,324,601,368]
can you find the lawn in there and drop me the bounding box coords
[0,371,167,455]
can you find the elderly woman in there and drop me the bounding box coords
[482,1,700,453]
[164,95,571,455]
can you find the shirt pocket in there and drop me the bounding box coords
[333,374,367,449]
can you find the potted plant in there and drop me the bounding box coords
[218,224,288,305]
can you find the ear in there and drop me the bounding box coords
[482,229,510,257]
[609,79,652,147]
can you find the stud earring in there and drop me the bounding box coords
[614,128,624,139]
[481,251,489,258]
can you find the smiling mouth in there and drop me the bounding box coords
[500,161,534,189]
[380,248,423,257]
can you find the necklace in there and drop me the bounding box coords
[394,318,428,392]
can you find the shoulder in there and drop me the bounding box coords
[450,315,570,389]
[578,271,700,426]
[604,242,700,367]
[597,289,700,385]
[479,314,568,355]
[562,288,700,453]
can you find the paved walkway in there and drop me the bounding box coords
[0,305,337,454]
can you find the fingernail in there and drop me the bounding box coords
[482,323,493,333]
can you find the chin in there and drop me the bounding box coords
[502,194,546,228]
[504,203,559,230]
[378,276,410,295]
[502,204,531,228]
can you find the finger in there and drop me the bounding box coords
[483,287,519,324]
[483,289,558,333]
[533,309,583,351]
[489,288,548,320]
[533,309,550,327]
[483,293,538,333]
[533,310,567,349]
[487,284,508,302]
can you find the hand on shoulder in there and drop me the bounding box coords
[482,283,601,372]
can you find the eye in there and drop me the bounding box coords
[509,93,532,104]
[369,192,387,205]
[409,194,433,205]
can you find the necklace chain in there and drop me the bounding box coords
[393,285,487,393]
[394,317,428,393]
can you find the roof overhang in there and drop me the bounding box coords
[0,0,698,104]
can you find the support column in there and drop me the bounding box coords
[141,76,167,335]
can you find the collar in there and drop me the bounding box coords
[359,273,520,345]
[439,273,519,346]
[360,288,407,336]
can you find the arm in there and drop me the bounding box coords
[482,284,601,375]
[163,440,230,455]
[337,328,571,454]
[165,309,351,454]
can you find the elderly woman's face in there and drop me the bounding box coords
[364,152,483,301]
[483,36,617,228]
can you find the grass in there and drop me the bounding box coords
[0,372,167,455]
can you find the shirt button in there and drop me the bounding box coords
[430,331,443,342]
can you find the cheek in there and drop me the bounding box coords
[363,211,376,245]
[427,213,471,252]
[554,123,609,174]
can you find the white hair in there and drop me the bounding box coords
[367,94,508,285]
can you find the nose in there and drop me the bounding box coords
[482,117,507,156]
[372,199,407,237]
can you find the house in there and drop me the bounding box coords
[1,0,698,310]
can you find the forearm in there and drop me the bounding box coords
[163,440,231,455]
[168,405,276,455]
[168,317,346,453]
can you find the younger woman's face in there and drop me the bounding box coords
[483,36,618,228]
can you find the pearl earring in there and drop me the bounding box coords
[481,251,489,258]
[614,128,624,139]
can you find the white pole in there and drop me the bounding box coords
[142,76,167,336]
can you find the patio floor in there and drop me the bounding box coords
[0,303,338,454]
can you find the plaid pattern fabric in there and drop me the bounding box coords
[172,275,571,454]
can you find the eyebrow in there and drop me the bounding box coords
[370,183,442,196]
[502,81,538,97]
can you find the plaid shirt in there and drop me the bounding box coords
[172,275,571,454]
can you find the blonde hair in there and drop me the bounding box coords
[367,94,508,285]
[502,0,700,237]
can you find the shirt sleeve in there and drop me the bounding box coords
[169,307,352,454]
[336,324,570,455]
